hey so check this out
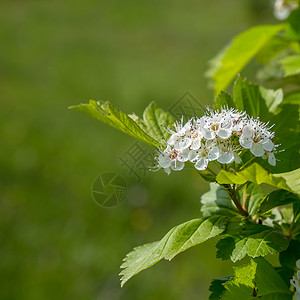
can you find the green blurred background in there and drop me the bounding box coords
[0,1,276,299]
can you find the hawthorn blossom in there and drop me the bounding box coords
[157,107,279,174]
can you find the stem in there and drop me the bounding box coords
[223,184,249,217]
[240,156,257,170]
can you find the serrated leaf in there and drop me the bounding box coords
[259,86,283,115]
[222,257,292,299]
[233,76,262,118]
[209,276,232,300]
[258,189,299,215]
[216,163,300,195]
[200,183,239,217]
[279,54,300,77]
[222,261,256,300]
[141,102,175,144]
[216,221,289,262]
[232,77,283,119]
[207,24,284,93]
[120,216,228,286]
[214,91,235,109]
[69,100,171,148]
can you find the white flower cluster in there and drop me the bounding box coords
[290,259,300,300]
[158,108,278,175]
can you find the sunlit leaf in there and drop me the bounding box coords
[216,163,300,195]
[200,183,239,217]
[222,258,292,299]
[120,216,228,286]
[258,189,299,215]
[69,100,175,148]
[216,220,289,262]
[207,24,284,93]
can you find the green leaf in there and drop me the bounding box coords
[258,189,299,215]
[120,216,228,286]
[222,261,256,300]
[216,221,289,262]
[256,35,299,64]
[285,8,300,41]
[279,54,300,77]
[141,102,175,145]
[69,100,173,148]
[209,276,232,300]
[200,183,239,217]
[233,77,283,119]
[216,163,300,195]
[207,24,284,93]
[270,103,300,173]
[243,183,264,217]
[284,92,300,105]
[259,86,283,115]
[279,239,300,270]
[222,258,292,300]
[276,168,300,195]
[275,267,295,287]
[214,91,235,109]
[233,77,262,118]
[197,170,217,182]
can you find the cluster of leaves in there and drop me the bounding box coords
[70,75,300,297]
[70,6,300,299]
[206,7,300,94]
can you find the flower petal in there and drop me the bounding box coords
[202,128,215,140]
[262,139,274,151]
[250,143,265,157]
[233,152,242,164]
[217,152,234,164]
[178,148,190,162]
[171,160,185,171]
[194,158,208,170]
[217,128,232,139]
[242,125,253,138]
[188,150,199,162]
[208,146,220,161]
[190,137,201,150]
[158,153,172,168]
[239,136,253,149]
[268,152,276,166]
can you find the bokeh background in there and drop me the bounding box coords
[0,1,277,299]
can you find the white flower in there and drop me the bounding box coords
[158,146,185,174]
[156,107,279,174]
[274,0,298,20]
[200,111,233,140]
